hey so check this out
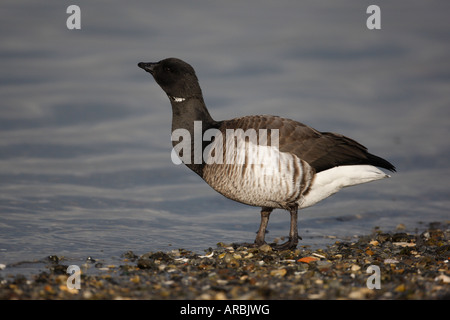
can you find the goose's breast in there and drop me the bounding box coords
[202,141,314,208]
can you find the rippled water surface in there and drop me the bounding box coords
[1,1,449,276]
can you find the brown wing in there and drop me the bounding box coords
[219,115,396,173]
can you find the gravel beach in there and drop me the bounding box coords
[1,222,449,301]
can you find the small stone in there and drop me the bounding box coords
[122,251,138,260]
[59,284,78,294]
[316,261,332,272]
[348,288,372,299]
[214,292,227,300]
[47,255,59,263]
[351,264,361,271]
[393,242,415,247]
[198,252,214,258]
[137,258,156,269]
[270,268,287,277]
[435,274,450,284]
[394,284,406,292]
[384,258,399,264]
[227,259,240,268]
[297,256,318,264]
[396,223,406,230]
[259,244,273,253]
[312,253,326,259]
[83,290,93,299]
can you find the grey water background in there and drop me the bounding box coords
[1,1,449,275]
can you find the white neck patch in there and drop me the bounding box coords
[170,96,186,103]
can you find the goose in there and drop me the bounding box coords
[138,58,396,250]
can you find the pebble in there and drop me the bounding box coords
[396,223,406,230]
[297,256,318,264]
[384,258,399,264]
[259,244,273,253]
[393,242,416,247]
[435,274,450,284]
[270,268,287,277]
[351,264,361,271]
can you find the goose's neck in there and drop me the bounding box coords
[170,96,216,131]
[170,96,218,176]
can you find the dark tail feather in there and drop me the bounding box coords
[367,153,396,172]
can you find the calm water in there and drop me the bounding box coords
[1,1,449,276]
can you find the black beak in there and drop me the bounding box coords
[138,62,157,74]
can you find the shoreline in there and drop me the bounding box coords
[1,222,449,300]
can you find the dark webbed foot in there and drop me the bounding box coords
[271,235,302,251]
[231,241,264,249]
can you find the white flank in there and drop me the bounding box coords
[299,165,390,208]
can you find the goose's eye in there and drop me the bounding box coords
[164,67,171,72]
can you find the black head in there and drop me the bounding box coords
[138,58,202,99]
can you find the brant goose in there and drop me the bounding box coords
[138,58,396,250]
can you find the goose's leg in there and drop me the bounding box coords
[273,205,300,250]
[254,207,273,246]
